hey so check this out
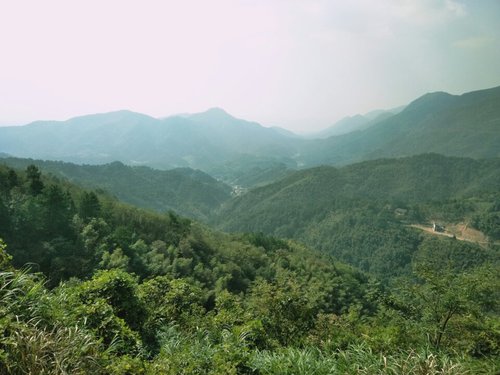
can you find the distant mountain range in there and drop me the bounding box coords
[0,86,499,182]
[307,106,405,139]
[299,86,500,165]
[0,108,298,175]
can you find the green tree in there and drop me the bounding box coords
[247,272,316,347]
[26,164,44,195]
[99,247,130,271]
[79,191,101,221]
[7,169,18,189]
[405,263,499,351]
[138,276,205,336]
[43,184,75,238]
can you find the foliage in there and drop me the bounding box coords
[249,344,473,375]
[0,163,498,373]
[1,157,233,220]
[215,154,500,281]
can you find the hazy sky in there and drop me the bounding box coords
[1,0,499,132]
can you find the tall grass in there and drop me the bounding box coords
[249,344,475,375]
[1,322,106,374]
[0,271,107,374]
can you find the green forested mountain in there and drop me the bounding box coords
[0,108,299,178]
[214,154,500,279]
[1,86,499,180]
[0,157,232,220]
[300,86,500,165]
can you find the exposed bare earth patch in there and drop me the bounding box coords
[409,222,490,247]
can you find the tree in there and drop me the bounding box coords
[405,263,499,351]
[7,169,18,189]
[247,272,316,347]
[25,165,44,195]
[79,192,101,221]
[0,197,10,238]
[138,276,205,334]
[99,247,130,271]
[42,184,74,238]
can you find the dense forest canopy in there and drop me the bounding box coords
[214,154,500,280]
[0,162,499,373]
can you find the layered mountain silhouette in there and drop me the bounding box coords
[0,86,499,178]
[215,153,500,235]
[308,106,404,139]
[0,108,298,173]
[299,86,500,165]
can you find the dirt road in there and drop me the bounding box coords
[409,223,490,247]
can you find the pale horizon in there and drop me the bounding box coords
[1,0,499,133]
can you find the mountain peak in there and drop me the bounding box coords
[403,91,455,114]
[188,107,237,124]
[67,110,155,123]
[204,107,230,115]
[202,107,235,119]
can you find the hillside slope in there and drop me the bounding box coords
[0,157,232,220]
[300,86,500,165]
[214,154,500,278]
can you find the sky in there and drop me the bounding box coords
[1,0,499,133]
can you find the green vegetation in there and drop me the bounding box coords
[1,157,232,220]
[0,163,498,373]
[215,154,500,280]
[206,154,294,188]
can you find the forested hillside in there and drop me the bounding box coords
[1,164,498,373]
[215,154,500,280]
[300,86,500,165]
[0,157,232,220]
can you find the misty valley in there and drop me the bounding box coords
[0,86,499,374]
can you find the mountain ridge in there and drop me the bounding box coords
[299,85,500,165]
[0,85,499,175]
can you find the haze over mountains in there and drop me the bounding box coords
[308,106,405,139]
[0,108,298,175]
[1,86,499,184]
[1,86,499,372]
[2,0,500,370]
[298,85,500,166]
